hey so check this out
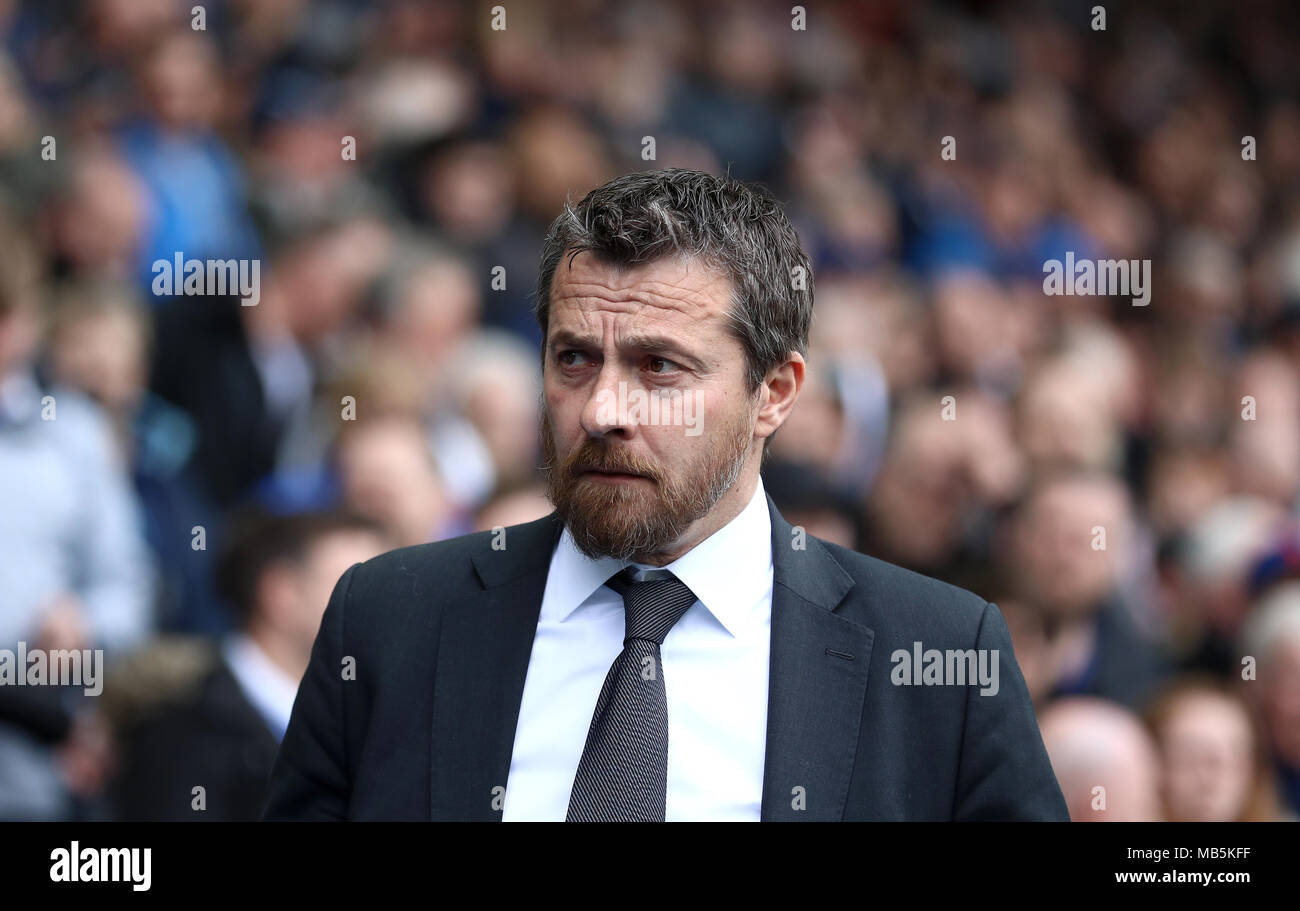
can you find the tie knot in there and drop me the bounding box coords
[606,568,697,645]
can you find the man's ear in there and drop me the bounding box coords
[754,352,806,442]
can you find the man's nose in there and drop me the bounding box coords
[580,362,634,438]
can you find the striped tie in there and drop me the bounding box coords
[565,568,697,822]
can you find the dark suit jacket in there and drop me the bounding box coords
[113,659,281,821]
[263,497,1068,820]
[149,294,287,509]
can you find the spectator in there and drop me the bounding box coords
[1002,472,1170,711]
[0,215,153,820]
[335,413,466,547]
[109,510,387,821]
[1144,676,1285,821]
[1039,697,1164,822]
[45,279,219,634]
[1239,581,1300,818]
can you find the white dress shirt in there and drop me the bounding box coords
[502,477,774,821]
[222,633,301,742]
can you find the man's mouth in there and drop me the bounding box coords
[580,468,653,482]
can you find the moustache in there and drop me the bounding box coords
[563,442,660,482]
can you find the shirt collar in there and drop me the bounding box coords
[545,477,773,638]
[221,633,301,742]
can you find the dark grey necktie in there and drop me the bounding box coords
[565,568,697,822]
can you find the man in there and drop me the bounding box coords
[0,213,153,820]
[1239,581,1300,818]
[264,168,1067,821]
[1004,472,1169,711]
[112,510,387,820]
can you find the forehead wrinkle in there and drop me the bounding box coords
[548,259,738,373]
[551,299,714,362]
[552,278,726,324]
[551,251,733,320]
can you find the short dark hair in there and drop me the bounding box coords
[534,168,814,391]
[215,509,386,627]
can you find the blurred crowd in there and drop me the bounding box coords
[0,0,1298,821]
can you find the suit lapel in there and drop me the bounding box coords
[429,512,563,821]
[760,496,875,821]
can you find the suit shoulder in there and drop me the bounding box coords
[342,512,561,602]
[816,537,990,622]
[346,528,498,593]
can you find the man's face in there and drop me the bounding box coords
[295,531,387,644]
[260,529,388,671]
[1259,637,1300,765]
[1014,478,1128,616]
[1158,693,1254,822]
[541,252,759,563]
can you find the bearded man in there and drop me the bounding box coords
[264,168,1067,821]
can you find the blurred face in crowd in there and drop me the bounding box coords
[1018,358,1119,473]
[387,258,480,371]
[268,218,392,344]
[422,141,515,241]
[866,402,966,567]
[464,368,540,487]
[1040,699,1163,822]
[336,417,449,547]
[1146,449,1229,536]
[541,251,800,564]
[1012,475,1130,617]
[49,305,146,414]
[1257,635,1300,768]
[259,528,387,670]
[1154,690,1256,822]
[57,151,148,276]
[1230,351,1300,504]
[474,486,553,533]
[140,32,221,131]
[768,364,842,469]
[998,599,1052,705]
[864,388,1023,569]
[933,271,1010,379]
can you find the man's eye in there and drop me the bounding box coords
[559,350,588,367]
[647,357,678,374]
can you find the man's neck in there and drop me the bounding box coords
[243,623,310,683]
